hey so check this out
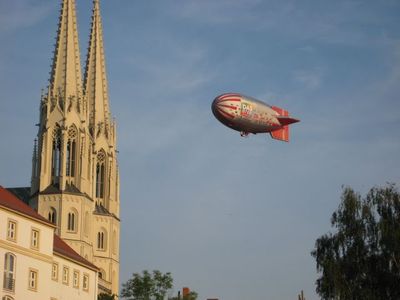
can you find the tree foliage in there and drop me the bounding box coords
[311,184,400,299]
[121,270,173,300]
[98,293,117,300]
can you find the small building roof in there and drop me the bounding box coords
[0,186,52,226]
[53,234,99,271]
[0,185,98,272]
[6,187,31,205]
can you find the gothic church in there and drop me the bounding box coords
[27,0,119,295]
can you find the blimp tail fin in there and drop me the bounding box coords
[270,126,289,142]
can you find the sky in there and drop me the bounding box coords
[1,0,400,299]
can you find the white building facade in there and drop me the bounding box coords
[0,186,98,300]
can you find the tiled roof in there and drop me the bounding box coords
[6,187,31,205]
[94,203,112,216]
[0,186,51,225]
[53,235,99,271]
[0,186,98,272]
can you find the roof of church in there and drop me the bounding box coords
[0,186,52,226]
[94,203,120,221]
[53,234,98,271]
[0,186,98,272]
[6,187,31,205]
[49,0,83,98]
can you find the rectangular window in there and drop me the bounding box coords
[28,269,38,291]
[52,263,58,281]
[83,273,89,291]
[73,270,79,288]
[7,220,17,241]
[30,229,40,249]
[62,266,69,285]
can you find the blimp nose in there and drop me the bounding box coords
[212,98,238,120]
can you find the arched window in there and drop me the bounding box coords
[97,229,107,250]
[51,127,62,183]
[98,269,106,280]
[96,150,106,199]
[3,253,16,291]
[66,126,77,177]
[2,296,14,300]
[48,207,57,224]
[67,210,77,232]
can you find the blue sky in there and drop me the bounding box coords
[1,1,400,299]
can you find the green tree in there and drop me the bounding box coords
[98,293,117,300]
[121,270,173,300]
[311,184,400,300]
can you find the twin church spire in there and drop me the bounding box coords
[49,0,83,108]
[31,0,120,294]
[32,0,117,200]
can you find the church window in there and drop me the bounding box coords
[66,126,77,177]
[3,253,16,291]
[48,207,57,224]
[96,150,106,199]
[98,269,106,280]
[67,211,77,232]
[51,127,62,182]
[97,229,107,250]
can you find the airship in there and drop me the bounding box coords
[212,93,299,142]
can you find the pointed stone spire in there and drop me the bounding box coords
[49,0,83,109]
[84,0,111,139]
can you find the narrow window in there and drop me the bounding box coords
[62,266,69,285]
[51,263,58,281]
[66,127,77,177]
[30,229,40,249]
[7,220,17,241]
[67,212,76,232]
[28,269,38,291]
[96,151,106,199]
[97,231,104,249]
[51,127,62,182]
[83,274,89,291]
[48,207,57,224]
[96,163,105,198]
[3,253,15,291]
[73,270,79,288]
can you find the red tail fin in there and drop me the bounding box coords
[270,126,289,142]
[271,106,288,117]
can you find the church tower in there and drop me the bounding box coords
[30,0,120,295]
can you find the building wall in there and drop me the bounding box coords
[51,254,98,300]
[0,206,97,300]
